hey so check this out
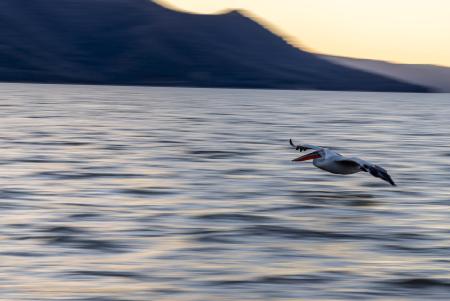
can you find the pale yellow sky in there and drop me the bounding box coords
[158,0,450,67]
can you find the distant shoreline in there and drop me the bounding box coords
[0,80,434,94]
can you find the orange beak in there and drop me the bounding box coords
[292,151,321,162]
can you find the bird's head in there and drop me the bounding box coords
[292,150,322,162]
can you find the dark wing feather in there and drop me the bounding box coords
[290,139,308,152]
[336,159,362,169]
[365,164,396,186]
[289,139,322,152]
[340,157,396,186]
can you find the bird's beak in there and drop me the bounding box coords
[292,151,321,162]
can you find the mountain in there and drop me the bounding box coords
[0,0,428,92]
[322,55,450,92]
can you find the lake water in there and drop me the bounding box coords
[0,83,450,300]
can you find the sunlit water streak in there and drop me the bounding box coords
[0,83,450,300]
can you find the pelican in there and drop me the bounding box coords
[289,139,396,186]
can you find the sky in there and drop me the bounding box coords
[158,0,450,67]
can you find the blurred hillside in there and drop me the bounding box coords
[322,55,450,92]
[0,0,428,92]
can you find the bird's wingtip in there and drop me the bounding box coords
[289,138,295,147]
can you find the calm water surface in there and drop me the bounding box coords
[0,83,450,300]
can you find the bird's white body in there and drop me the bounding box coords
[312,149,362,174]
[290,140,396,186]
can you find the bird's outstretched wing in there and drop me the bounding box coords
[289,139,322,152]
[339,157,396,186]
[364,164,396,186]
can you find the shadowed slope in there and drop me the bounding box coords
[322,55,450,92]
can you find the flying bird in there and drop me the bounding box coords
[289,139,396,186]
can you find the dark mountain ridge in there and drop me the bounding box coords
[0,0,428,92]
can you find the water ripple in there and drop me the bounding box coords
[1,84,450,300]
